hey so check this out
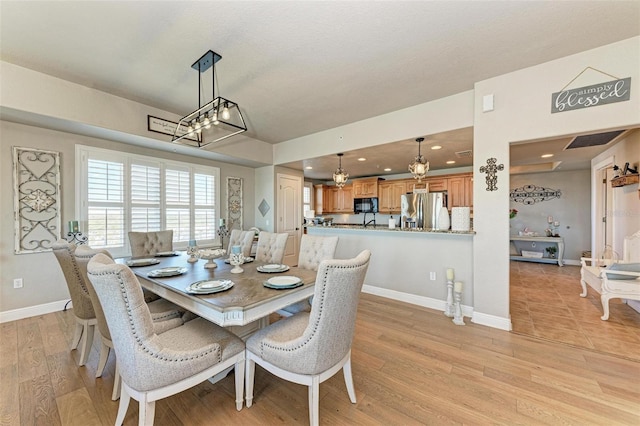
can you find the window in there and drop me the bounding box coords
[77,146,220,257]
[303,182,313,217]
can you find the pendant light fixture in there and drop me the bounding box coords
[408,137,429,182]
[172,50,247,148]
[333,153,349,188]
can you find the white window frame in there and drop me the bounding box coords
[76,145,220,257]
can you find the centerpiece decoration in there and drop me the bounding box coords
[199,248,226,269]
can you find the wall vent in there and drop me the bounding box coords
[566,130,625,149]
[455,150,473,158]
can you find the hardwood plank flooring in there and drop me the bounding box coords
[2,292,639,425]
[510,260,640,361]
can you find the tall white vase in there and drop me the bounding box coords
[437,206,450,230]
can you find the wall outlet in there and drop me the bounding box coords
[429,272,436,281]
[13,278,23,289]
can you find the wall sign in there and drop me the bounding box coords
[147,115,198,142]
[552,77,631,113]
[510,185,562,205]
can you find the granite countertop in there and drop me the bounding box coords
[306,224,475,235]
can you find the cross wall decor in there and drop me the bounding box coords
[479,158,504,191]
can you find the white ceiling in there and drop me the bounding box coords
[1,1,639,178]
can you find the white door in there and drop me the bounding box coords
[277,173,302,266]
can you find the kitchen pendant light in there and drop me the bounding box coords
[172,50,247,148]
[333,153,349,188]
[408,137,429,182]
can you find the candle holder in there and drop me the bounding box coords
[452,290,465,326]
[186,245,200,263]
[217,225,229,249]
[444,279,454,317]
[229,253,245,274]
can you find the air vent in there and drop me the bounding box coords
[455,150,473,158]
[566,130,625,149]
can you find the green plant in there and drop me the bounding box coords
[545,246,557,255]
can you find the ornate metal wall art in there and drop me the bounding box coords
[510,185,562,205]
[479,158,504,191]
[13,147,61,254]
[226,177,243,231]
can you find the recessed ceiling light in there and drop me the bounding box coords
[446,160,456,164]
[305,166,313,170]
[541,154,554,158]
[358,157,366,162]
[384,168,391,172]
[431,145,442,150]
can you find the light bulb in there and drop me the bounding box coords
[194,119,202,134]
[222,103,231,120]
[203,114,211,129]
[212,110,219,125]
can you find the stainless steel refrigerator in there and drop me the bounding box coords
[400,191,447,229]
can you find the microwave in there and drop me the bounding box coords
[354,197,378,214]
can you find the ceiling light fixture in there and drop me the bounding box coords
[431,145,442,150]
[333,153,349,188]
[541,153,554,158]
[408,137,429,182]
[446,160,456,164]
[358,157,367,162]
[172,50,247,148]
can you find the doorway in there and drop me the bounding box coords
[276,173,302,265]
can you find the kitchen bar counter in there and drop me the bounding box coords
[305,224,475,235]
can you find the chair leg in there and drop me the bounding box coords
[139,395,156,426]
[70,321,83,350]
[342,355,357,403]
[96,340,110,378]
[579,279,588,297]
[115,384,131,425]
[601,294,612,320]
[78,322,95,366]
[245,358,255,408]
[234,358,245,411]
[112,362,121,401]
[309,376,320,426]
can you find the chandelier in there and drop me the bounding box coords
[408,137,429,182]
[172,50,247,148]
[333,153,349,188]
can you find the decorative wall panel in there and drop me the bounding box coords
[227,177,243,231]
[13,147,61,254]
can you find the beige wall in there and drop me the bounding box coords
[0,121,257,314]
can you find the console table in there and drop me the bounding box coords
[509,236,564,266]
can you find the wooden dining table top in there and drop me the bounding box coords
[116,252,317,327]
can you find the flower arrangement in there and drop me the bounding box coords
[509,208,518,219]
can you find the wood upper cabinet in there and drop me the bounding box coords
[323,185,353,213]
[425,177,448,193]
[379,181,406,213]
[353,177,379,198]
[405,179,428,193]
[314,184,324,214]
[447,173,473,209]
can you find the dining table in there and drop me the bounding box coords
[116,252,317,338]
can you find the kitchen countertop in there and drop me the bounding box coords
[306,224,475,235]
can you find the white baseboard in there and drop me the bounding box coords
[471,311,512,331]
[362,284,474,319]
[0,299,71,323]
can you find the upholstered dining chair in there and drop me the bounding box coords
[51,241,98,366]
[245,250,371,426]
[87,253,246,426]
[228,229,255,257]
[255,231,289,264]
[128,230,173,257]
[74,245,184,401]
[279,234,339,316]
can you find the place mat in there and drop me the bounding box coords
[126,258,160,267]
[186,279,234,295]
[264,275,303,290]
[257,264,290,273]
[224,256,254,264]
[155,251,179,257]
[147,266,187,278]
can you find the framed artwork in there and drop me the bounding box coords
[13,146,61,254]
[227,177,243,231]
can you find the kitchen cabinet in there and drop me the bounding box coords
[447,173,473,209]
[323,185,353,213]
[353,177,379,198]
[314,184,324,214]
[405,179,428,193]
[425,177,448,192]
[379,181,406,213]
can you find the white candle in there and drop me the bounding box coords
[219,218,225,227]
[446,269,454,280]
[454,281,463,293]
[232,245,241,254]
[547,216,553,223]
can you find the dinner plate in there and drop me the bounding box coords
[126,258,160,267]
[147,266,187,278]
[186,279,234,295]
[257,264,290,273]
[264,276,303,290]
[155,251,179,257]
[224,256,254,264]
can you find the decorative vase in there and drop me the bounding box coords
[437,207,450,231]
[229,253,245,274]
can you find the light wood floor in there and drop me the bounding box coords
[2,293,640,425]
[510,260,640,361]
